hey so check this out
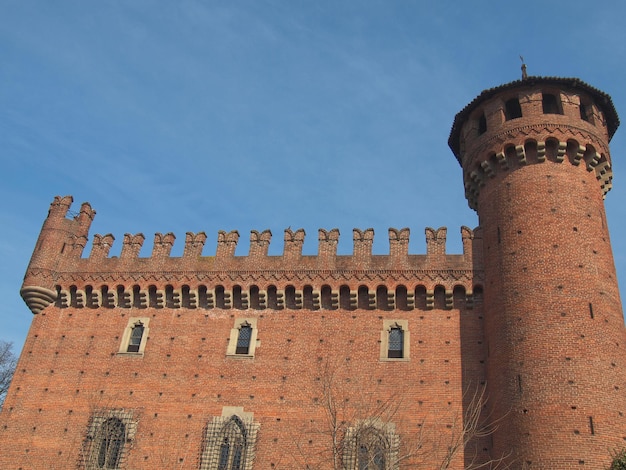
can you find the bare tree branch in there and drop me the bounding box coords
[0,340,17,408]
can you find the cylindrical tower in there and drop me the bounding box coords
[449,77,626,468]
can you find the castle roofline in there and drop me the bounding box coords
[448,76,620,162]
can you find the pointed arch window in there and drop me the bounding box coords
[217,417,246,470]
[380,320,409,361]
[83,409,136,470]
[96,418,125,469]
[227,319,258,357]
[126,323,144,353]
[236,323,252,355]
[200,408,260,470]
[357,427,386,470]
[388,326,404,359]
[344,421,399,470]
[118,317,150,355]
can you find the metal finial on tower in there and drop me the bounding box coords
[520,55,528,80]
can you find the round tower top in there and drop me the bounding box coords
[448,76,620,163]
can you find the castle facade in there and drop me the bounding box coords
[1,76,624,469]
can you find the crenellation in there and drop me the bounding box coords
[249,230,272,257]
[426,227,447,257]
[217,230,239,258]
[152,232,176,258]
[90,234,115,259]
[283,228,305,260]
[388,227,410,260]
[352,228,374,259]
[318,228,339,260]
[121,233,145,259]
[184,231,207,258]
[47,195,74,218]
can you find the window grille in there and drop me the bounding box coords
[82,409,136,470]
[344,422,399,470]
[126,323,144,353]
[388,327,403,359]
[200,414,260,470]
[96,418,125,468]
[236,323,252,355]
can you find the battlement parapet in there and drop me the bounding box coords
[21,197,484,314]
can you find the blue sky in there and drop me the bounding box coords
[2,1,626,352]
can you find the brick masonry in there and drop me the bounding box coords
[0,76,624,469]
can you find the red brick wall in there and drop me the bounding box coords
[0,295,486,469]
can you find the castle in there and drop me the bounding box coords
[1,75,624,469]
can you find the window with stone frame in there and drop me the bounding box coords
[226,318,258,357]
[118,317,150,355]
[81,409,137,470]
[343,420,399,470]
[200,407,260,470]
[379,320,410,361]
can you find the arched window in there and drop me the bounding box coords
[285,285,297,309]
[96,417,125,469]
[217,417,246,470]
[200,411,260,470]
[236,323,252,355]
[344,420,399,470]
[303,285,315,310]
[126,322,144,353]
[249,285,260,310]
[353,426,389,470]
[395,285,408,311]
[358,286,370,310]
[388,325,404,359]
[321,285,334,310]
[267,285,279,310]
[376,286,390,311]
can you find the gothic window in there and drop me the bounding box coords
[236,323,252,355]
[357,428,386,470]
[118,317,150,355]
[227,319,258,357]
[200,409,260,470]
[344,421,399,470]
[96,418,125,469]
[380,320,409,361]
[82,409,137,470]
[388,327,404,359]
[126,323,144,353]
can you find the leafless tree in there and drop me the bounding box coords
[0,340,17,409]
[286,359,510,470]
[434,385,510,470]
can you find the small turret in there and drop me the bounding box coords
[21,196,95,314]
